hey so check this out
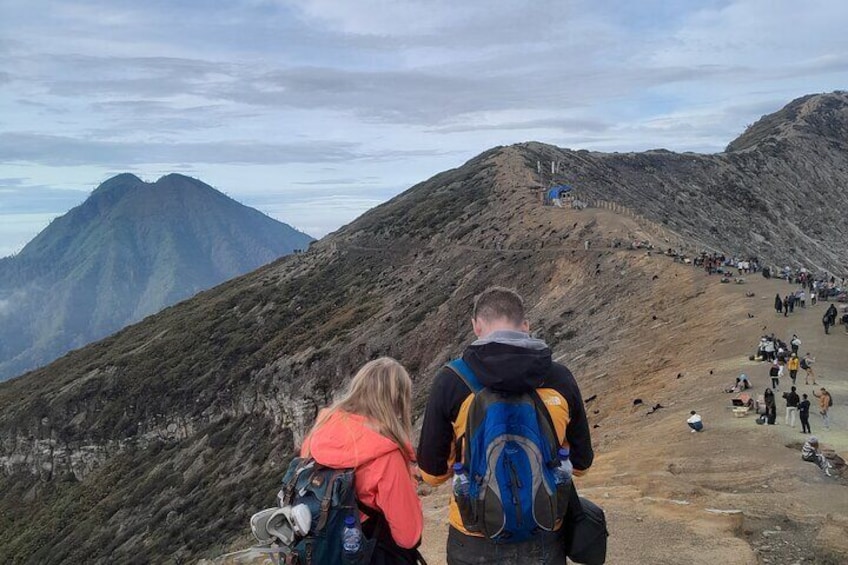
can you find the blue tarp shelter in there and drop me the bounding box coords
[546,185,573,202]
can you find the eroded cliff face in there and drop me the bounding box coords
[0,355,336,482]
[2,93,848,563]
[520,92,848,273]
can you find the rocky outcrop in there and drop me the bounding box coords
[519,92,848,272]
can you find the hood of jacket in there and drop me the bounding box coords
[463,330,553,393]
[303,409,412,468]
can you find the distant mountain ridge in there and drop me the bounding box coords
[0,173,313,381]
[519,91,848,272]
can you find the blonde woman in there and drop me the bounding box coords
[301,357,424,563]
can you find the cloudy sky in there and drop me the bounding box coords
[1,0,847,256]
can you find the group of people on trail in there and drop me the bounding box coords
[686,252,763,277]
[775,267,846,299]
[774,292,806,316]
[756,334,816,387]
[744,325,837,440]
[254,288,600,565]
[754,342,831,432]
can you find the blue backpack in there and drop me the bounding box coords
[447,359,568,542]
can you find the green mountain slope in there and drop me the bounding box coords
[0,173,313,381]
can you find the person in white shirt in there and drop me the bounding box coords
[687,411,704,433]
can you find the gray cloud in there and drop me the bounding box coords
[0,132,450,167]
[0,182,88,214]
[0,178,27,187]
[0,132,354,166]
[292,177,382,186]
[431,117,614,135]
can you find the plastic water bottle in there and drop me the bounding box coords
[552,447,573,485]
[342,516,361,556]
[452,463,470,497]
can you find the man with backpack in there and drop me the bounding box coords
[417,287,594,564]
[801,353,816,385]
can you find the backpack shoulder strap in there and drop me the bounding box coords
[447,358,483,393]
[531,389,561,462]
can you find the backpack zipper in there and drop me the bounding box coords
[506,458,523,527]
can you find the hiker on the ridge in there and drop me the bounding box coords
[783,386,800,428]
[802,352,816,385]
[801,437,834,477]
[300,358,424,560]
[787,353,800,386]
[417,287,594,565]
[764,389,777,425]
[687,411,704,433]
[813,387,833,430]
[823,304,838,334]
[799,394,812,434]
[777,345,788,364]
[769,361,780,391]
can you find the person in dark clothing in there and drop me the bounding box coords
[823,304,838,334]
[417,287,594,565]
[774,294,783,314]
[783,296,789,317]
[769,363,780,390]
[783,386,800,428]
[788,294,795,313]
[799,394,812,434]
[764,389,777,425]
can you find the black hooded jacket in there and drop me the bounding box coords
[417,338,594,480]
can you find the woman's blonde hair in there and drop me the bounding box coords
[308,357,413,460]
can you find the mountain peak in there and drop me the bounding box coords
[89,172,145,197]
[726,90,848,152]
[0,173,313,381]
[155,172,199,184]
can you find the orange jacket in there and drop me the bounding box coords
[301,410,423,549]
[788,357,800,371]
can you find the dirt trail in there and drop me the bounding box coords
[418,265,848,565]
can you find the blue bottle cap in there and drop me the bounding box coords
[345,516,356,527]
[558,447,570,459]
[453,463,465,473]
